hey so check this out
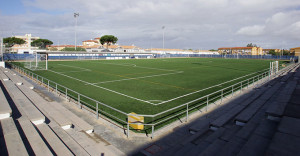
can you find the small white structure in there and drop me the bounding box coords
[0,62,5,68]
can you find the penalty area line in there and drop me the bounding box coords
[48,69,156,105]
[91,71,183,84]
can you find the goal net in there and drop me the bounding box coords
[24,53,48,70]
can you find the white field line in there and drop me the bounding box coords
[58,64,91,71]
[91,71,183,84]
[56,64,91,73]
[94,62,178,72]
[155,70,266,105]
[52,62,268,107]
[148,100,164,102]
[48,69,156,105]
[58,70,89,74]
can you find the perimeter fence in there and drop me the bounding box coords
[3,53,297,61]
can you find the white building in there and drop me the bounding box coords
[11,34,40,54]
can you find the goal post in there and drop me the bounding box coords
[24,52,48,71]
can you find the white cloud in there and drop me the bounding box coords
[0,0,300,49]
[237,25,265,36]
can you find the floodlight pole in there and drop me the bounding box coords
[74,13,79,51]
[35,52,38,67]
[0,37,3,62]
[162,26,165,49]
[46,54,48,70]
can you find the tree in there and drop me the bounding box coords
[3,37,26,47]
[31,39,53,49]
[246,43,257,47]
[268,49,277,56]
[100,35,118,49]
[283,50,290,56]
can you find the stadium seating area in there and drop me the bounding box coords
[0,67,124,155]
[139,63,300,156]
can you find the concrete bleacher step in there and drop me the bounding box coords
[17,117,53,156]
[164,130,212,156]
[50,102,94,134]
[0,118,28,156]
[0,87,12,120]
[215,106,274,155]
[206,89,260,121]
[216,136,247,156]
[184,140,211,155]
[237,120,278,156]
[277,116,300,137]
[181,120,210,145]
[208,84,271,130]
[191,124,241,156]
[189,118,211,133]
[280,72,293,82]
[266,81,297,121]
[18,85,72,130]
[10,70,35,89]
[265,132,300,155]
[235,99,267,126]
[0,72,9,81]
[48,122,90,156]
[4,70,34,89]
[172,143,196,156]
[210,105,245,130]
[3,71,23,86]
[198,139,227,156]
[65,127,122,156]
[36,123,74,156]
[237,134,271,156]
[3,80,45,125]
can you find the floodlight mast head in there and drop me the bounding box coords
[74,13,79,18]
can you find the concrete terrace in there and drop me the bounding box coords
[0,62,299,156]
[0,66,125,156]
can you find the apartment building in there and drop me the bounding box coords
[218,47,263,55]
[290,47,300,56]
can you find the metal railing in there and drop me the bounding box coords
[7,61,297,138]
[124,62,297,138]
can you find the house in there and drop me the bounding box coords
[113,45,145,53]
[85,45,145,53]
[82,38,102,47]
[11,44,38,54]
[263,49,281,54]
[290,47,300,56]
[218,47,263,55]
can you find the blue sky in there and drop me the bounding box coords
[0,0,25,15]
[1,0,300,49]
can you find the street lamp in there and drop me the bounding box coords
[162,26,165,49]
[74,13,79,51]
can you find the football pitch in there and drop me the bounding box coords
[15,58,273,126]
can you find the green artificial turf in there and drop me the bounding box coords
[12,58,274,128]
